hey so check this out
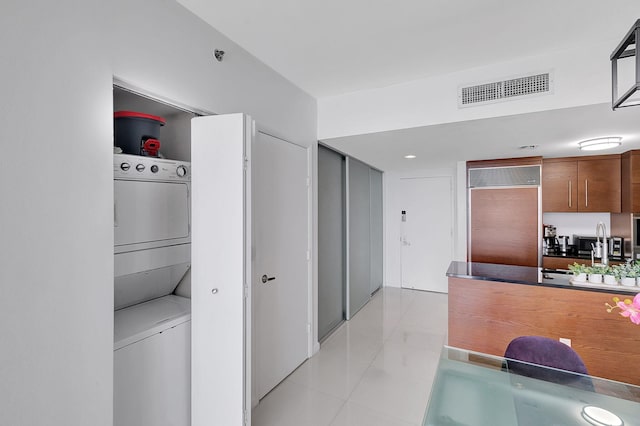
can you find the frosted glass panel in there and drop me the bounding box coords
[318,146,345,340]
[348,158,371,318]
[370,169,383,293]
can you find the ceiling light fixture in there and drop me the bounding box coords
[611,19,640,109]
[581,405,623,426]
[578,137,622,151]
[404,154,417,159]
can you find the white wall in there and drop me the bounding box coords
[318,41,614,140]
[0,2,114,425]
[0,1,318,424]
[384,167,458,288]
[111,0,320,347]
[112,0,316,146]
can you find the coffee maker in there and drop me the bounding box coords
[543,224,557,254]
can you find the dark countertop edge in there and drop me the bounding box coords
[446,261,639,295]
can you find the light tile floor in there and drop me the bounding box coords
[252,287,448,426]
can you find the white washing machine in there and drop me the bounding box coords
[113,154,192,426]
[114,295,191,426]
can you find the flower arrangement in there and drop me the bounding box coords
[606,293,640,325]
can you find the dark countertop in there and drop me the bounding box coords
[446,261,639,295]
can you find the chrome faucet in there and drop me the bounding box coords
[595,222,609,265]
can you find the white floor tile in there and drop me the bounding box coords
[320,326,385,365]
[287,350,371,399]
[387,322,447,352]
[252,288,447,426]
[368,287,417,316]
[348,366,432,424]
[371,341,441,384]
[330,401,417,426]
[343,306,403,341]
[252,380,345,426]
[401,293,448,329]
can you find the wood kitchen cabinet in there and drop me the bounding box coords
[542,256,626,270]
[542,256,583,270]
[542,155,620,213]
[541,159,577,212]
[621,150,640,212]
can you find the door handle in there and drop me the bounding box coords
[585,179,588,207]
[261,274,276,284]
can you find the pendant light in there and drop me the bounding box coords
[611,19,640,109]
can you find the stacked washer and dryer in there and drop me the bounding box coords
[113,153,192,426]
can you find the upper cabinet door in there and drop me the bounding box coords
[621,150,640,213]
[577,157,621,213]
[542,159,577,212]
[543,155,621,213]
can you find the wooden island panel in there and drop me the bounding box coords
[448,277,640,385]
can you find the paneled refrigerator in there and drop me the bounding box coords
[468,165,541,267]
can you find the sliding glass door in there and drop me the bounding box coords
[318,146,346,340]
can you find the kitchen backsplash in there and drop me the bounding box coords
[543,212,611,244]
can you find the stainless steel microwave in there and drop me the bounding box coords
[574,235,624,257]
[573,235,598,255]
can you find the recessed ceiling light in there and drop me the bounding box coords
[404,154,417,159]
[519,145,539,150]
[578,137,622,151]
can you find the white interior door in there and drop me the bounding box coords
[191,114,252,426]
[254,132,309,400]
[400,176,453,293]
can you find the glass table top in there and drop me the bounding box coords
[423,346,640,426]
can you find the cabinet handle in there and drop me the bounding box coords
[568,180,572,208]
[585,179,588,207]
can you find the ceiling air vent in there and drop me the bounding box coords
[458,72,553,108]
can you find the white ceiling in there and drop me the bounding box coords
[324,103,640,171]
[177,0,640,171]
[178,0,639,98]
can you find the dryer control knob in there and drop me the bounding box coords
[150,165,159,173]
[136,164,145,172]
[120,163,130,171]
[176,165,187,177]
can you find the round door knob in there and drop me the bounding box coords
[120,163,130,171]
[136,164,145,172]
[176,165,187,177]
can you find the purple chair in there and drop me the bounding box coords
[504,335,593,391]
